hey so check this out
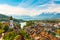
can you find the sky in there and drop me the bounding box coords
[0,0,60,16]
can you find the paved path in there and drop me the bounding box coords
[0,33,4,40]
[0,37,2,40]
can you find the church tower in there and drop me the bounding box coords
[9,16,14,28]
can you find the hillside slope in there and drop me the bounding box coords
[0,14,24,23]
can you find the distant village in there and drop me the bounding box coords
[24,21,60,40]
[0,16,60,40]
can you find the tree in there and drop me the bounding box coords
[3,31,16,40]
[3,24,9,33]
[0,29,4,34]
[0,22,2,29]
[26,21,34,26]
[14,35,25,40]
[18,29,31,40]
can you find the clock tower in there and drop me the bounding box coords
[9,16,14,28]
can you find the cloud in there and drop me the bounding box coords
[0,4,29,15]
[0,4,42,16]
[0,4,60,16]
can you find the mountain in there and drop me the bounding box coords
[1,13,60,21]
[0,14,24,23]
[34,12,60,20]
[11,15,33,21]
[11,12,60,20]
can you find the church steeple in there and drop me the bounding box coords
[9,16,14,28]
[10,16,13,20]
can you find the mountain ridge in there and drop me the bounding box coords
[11,12,60,20]
[0,14,24,23]
[0,12,60,21]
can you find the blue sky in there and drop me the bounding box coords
[0,0,60,7]
[0,0,22,6]
[0,0,60,16]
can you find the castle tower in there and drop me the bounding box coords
[9,16,14,28]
